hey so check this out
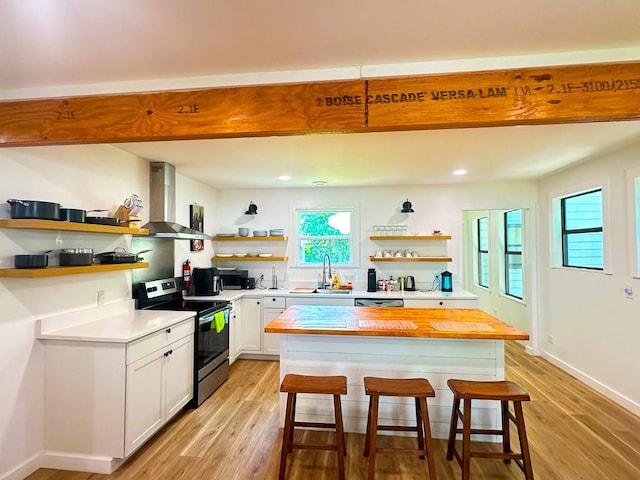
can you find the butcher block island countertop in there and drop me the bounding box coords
[264,305,529,340]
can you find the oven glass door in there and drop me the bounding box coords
[197,308,230,371]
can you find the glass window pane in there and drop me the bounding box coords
[506,253,523,298]
[299,239,351,264]
[478,217,488,250]
[479,252,489,287]
[565,232,603,269]
[296,209,353,265]
[564,190,602,230]
[505,210,522,252]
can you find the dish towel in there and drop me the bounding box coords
[213,311,226,334]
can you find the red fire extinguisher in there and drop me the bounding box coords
[182,259,191,291]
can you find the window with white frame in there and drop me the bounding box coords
[295,207,355,266]
[504,209,523,299]
[476,216,489,288]
[561,189,603,270]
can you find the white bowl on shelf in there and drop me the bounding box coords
[216,253,233,257]
[258,253,273,257]
[246,252,259,257]
[253,230,268,237]
[233,253,247,257]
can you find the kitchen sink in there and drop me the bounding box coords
[315,289,352,295]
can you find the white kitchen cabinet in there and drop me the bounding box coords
[229,298,242,364]
[125,333,193,456]
[43,317,194,463]
[262,296,286,355]
[240,296,262,353]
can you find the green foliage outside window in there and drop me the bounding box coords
[298,210,352,264]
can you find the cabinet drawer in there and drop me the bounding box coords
[263,296,286,308]
[403,299,477,309]
[127,318,194,365]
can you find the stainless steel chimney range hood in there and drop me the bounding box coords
[142,162,211,240]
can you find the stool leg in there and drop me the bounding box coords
[514,402,535,480]
[333,394,346,480]
[446,395,460,461]
[279,393,296,480]
[364,395,373,457]
[415,397,425,459]
[461,398,472,480]
[367,395,380,480]
[501,400,511,464]
[288,393,297,452]
[418,396,437,480]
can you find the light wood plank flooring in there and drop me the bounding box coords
[27,342,640,479]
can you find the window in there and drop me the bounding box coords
[504,209,523,299]
[561,189,603,270]
[477,217,489,287]
[295,207,354,266]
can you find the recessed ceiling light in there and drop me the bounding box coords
[312,180,327,186]
[279,175,291,181]
[453,169,467,176]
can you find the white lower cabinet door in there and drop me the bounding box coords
[241,297,262,353]
[262,308,284,355]
[125,350,165,456]
[164,334,194,420]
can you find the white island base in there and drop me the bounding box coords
[277,333,505,440]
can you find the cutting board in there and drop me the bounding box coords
[289,287,318,293]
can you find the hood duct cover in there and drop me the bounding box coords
[142,162,211,240]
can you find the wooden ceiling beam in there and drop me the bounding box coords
[1,61,640,146]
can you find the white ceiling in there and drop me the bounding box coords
[3,0,640,189]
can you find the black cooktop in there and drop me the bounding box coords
[144,299,228,314]
[136,277,228,315]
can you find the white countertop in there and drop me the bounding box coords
[188,288,477,301]
[38,309,195,343]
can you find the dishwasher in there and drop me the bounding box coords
[354,298,404,307]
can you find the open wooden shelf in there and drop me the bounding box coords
[369,235,451,240]
[0,219,148,235]
[369,256,452,263]
[212,256,288,262]
[0,262,149,278]
[213,236,287,241]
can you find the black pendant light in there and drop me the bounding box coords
[401,199,414,213]
[244,201,258,215]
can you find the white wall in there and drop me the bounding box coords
[538,141,640,415]
[0,146,217,479]
[462,210,535,343]
[216,181,538,291]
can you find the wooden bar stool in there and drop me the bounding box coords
[446,379,534,480]
[363,377,437,480]
[278,374,348,480]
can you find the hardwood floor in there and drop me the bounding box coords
[27,342,640,479]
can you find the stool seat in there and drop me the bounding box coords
[447,379,530,401]
[446,379,534,480]
[364,377,437,480]
[281,374,347,395]
[365,377,435,398]
[279,374,347,480]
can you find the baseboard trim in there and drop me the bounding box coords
[541,351,640,417]
[39,452,124,475]
[0,453,40,480]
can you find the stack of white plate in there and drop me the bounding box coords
[258,253,273,257]
[216,253,233,257]
[269,228,285,236]
[253,230,268,237]
[233,253,247,257]
[246,252,259,257]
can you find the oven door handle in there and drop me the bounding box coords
[198,307,230,326]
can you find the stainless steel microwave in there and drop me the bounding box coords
[220,269,249,289]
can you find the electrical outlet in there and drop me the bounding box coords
[547,335,554,344]
[97,290,105,305]
[624,285,634,299]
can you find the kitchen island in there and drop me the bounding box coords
[264,305,529,439]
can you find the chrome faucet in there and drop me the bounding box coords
[321,253,332,289]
